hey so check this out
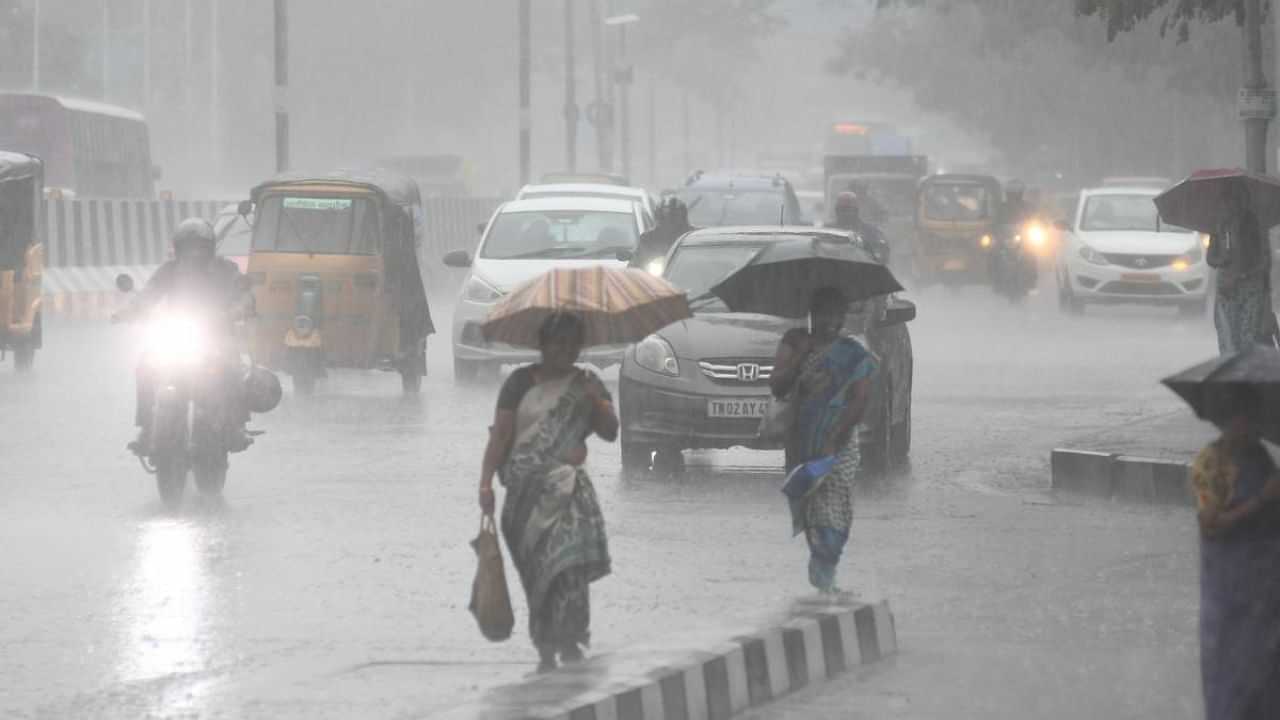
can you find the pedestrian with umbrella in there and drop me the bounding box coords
[475,266,690,672]
[713,235,901,594]
[1163,347,1280,718]
[1156,169,1280,354]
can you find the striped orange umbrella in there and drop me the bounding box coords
[481,266,691,348]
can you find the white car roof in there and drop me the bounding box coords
[500,196,639,214]
[1080,186,1161,198]
[517,183,648,199]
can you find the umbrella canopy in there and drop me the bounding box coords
[481,266,691,348]
[708,235,903,318]
[1162,346,1280,444]
[1154,168,1280,235]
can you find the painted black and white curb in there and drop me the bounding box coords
[1051,448,1191,504]
[433,598,896,720]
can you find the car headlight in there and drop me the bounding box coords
[146,310,209,367]
[462,274,503,303]
[1172,244,1204,271]
[634,334,679,376]
[979,234,993,249]
[645,258,665,276]
[1078,245,1109,266]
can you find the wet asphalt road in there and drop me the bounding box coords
[1,283,1216,719]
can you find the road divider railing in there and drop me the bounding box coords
[1051,448,1192,504]
[40,196,500,319]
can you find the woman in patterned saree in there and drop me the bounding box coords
[478,312,618,672]
[770,287,877,594]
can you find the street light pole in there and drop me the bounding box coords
[519,0,531,185]
[1241,0,1272,173]
[31,0,40,89]
[274,0,290,172]
[564,0,578,172]
[102,0,109,100]
[588,0,612,172]
[605,13,639,181]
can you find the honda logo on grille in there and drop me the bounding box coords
[737,363,760,382]
[1135,257,1148,267]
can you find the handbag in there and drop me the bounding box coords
[757,394,796,443]
[468,514,515,642]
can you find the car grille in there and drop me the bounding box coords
[1102,253,1177,269]
[1097,280,1183,296]
[698,359,774,385]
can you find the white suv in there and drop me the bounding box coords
[1055,186,1209,316]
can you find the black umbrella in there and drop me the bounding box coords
[1162,346,1280,444]
[708,235,903,318]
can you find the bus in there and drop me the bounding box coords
[0,93,155,198]
[824,121,913,157]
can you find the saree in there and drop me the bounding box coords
[786,336,876,591]
[498,371,611,652]
[1194,441,1280,719]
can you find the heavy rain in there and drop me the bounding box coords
[1,2,1277,719]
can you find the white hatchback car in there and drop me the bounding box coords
[1055,186,1209,315]
[443,196,646,380]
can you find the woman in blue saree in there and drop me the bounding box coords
[1192,393,1280,719]
[478,313,618,672]
[770,287,877,594]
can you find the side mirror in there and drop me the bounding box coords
[476,222,487,235]
[237,200,254,217]
[1053,219,1070,232]
[115,273,135,293]
[615,249,635,262]
[443,249,473,268]
[878,299,916,327]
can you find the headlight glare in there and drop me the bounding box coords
[634,334,679,376]
[645,258,665,276]
[146,310,208,367]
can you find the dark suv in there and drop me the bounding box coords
[676,172,806,227]
[617,226,916,474]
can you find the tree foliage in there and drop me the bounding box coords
[829,2,1244,185]
[1073,0,1243,42]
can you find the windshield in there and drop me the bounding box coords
[252,196,380,255]
[664,244,764,312]
[922,183,991,221]
[214,212,252,257]
[830,177,917,220]
[1080,194,1190,233]
[677,189,795,226]
[480,209,638,259]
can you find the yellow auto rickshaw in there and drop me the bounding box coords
[238,170,435,394]
[913,173,1002,286]
[0,152,44,372]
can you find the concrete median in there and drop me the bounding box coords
[1051,448,1191,505]
[430,597,896,720]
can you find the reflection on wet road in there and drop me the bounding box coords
[1,287,1215,718]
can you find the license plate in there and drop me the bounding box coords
[1121,273,1161,283]
[707,398,770,419]
[943,258,967,271]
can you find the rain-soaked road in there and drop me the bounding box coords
[2,284,1214,719]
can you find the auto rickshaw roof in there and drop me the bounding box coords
[920,173,1001,188]
[0,151,42,184]
[251,168,422,209]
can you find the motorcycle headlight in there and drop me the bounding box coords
[634,334,679,377]
[645,258,665,276]
[1078,245,1110,266]
[979,234,993,249]
[463,274,503,303]
[146,310,209,367]
[1025,222,1047,247]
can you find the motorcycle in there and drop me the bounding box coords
[991,218,1047,302]
[114,274,279,508]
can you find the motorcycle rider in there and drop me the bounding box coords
[832,191,890,265]
[113,218,255,454]
[992,180,1037,292]
[632,196,694,274]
